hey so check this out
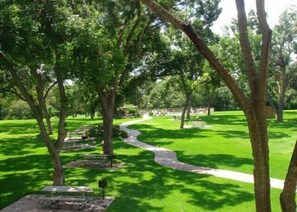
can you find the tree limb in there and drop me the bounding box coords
[140,0,249,110]
[256,0,272,98]
[0,51,37,108]
[44,81,58,99]
[235,0,258,89]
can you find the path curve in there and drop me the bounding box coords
[120,117,286,190]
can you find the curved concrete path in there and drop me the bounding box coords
[120,117,286,190]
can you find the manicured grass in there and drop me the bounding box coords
[0,111,296,211]
[131,110,296,179]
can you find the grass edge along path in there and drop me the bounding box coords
[120,117,289,190]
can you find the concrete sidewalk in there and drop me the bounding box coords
[120,117,286,190]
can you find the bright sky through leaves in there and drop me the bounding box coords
[211,0,297,34]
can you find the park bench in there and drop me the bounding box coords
[191,121,206,128]
[81,154,116,168]
[39,186,92,209]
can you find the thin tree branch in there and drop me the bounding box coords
[256,0,272,97]
[44,81,58,99]
[0,51,37,107]
[0,87,26,101]
[235,0,258,89]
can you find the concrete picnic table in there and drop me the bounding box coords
[39,186,93,209]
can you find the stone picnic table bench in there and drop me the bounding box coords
[81,154,116,168]
[38,186,93,209]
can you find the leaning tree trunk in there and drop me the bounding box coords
[280,140,297,212]
[180,92,191,129]
[1,51,65,185]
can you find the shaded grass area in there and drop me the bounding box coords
[64,140,257,211]
[0,116,130,209]
[0,111,296,211]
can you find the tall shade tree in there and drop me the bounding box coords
[268,6,297,122]
[71,0,163,155]
[0,0,73,185]
[139,0,285,211]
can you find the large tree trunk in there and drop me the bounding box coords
[51,49,67,185]
[97,88,115,155]
[280,140,297,212]
[245,105,271,212]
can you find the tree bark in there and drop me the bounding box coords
[245,105,271,212]
[276,74,288,122]
[180,103,186,129]
[207,88,216,116]
[179,70,192,129]
[44,106,53,134]
[34,70,54,135]
[180,93,191,129]
[186,96,192,120]
[280,140,297,212]
[236,0,271,210]
[97,87,115,156]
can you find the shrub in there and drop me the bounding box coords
[120,130,128,138]
[6,100,33,119]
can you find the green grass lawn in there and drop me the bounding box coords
[132,110,296,179]
[0,111,296,211]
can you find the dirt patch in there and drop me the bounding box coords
[63,160,125,170]
[0,194,114,212]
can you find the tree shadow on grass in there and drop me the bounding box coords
[213,129,250,139]
[130,124,208,145]
[0,120,256,211]
[0,122,40,135]
[183,179,254,211]
[0,155,53,209]
[268,117,297,139]
[63,141,254,211]
[0,137,45,156]
[199,114,247,127]
[178,152,253,170]
[107,152,254,211]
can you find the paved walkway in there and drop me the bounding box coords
[120,117,286,190]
